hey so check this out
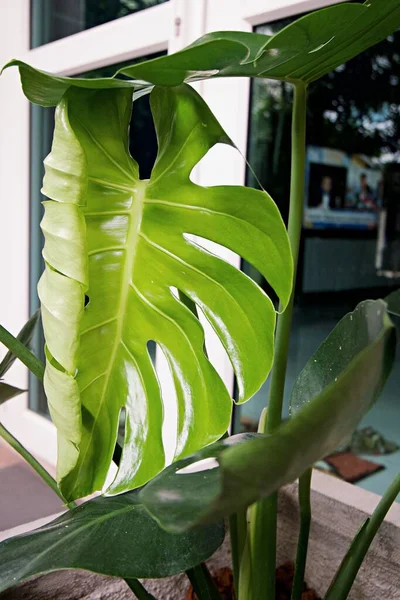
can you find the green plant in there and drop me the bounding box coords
[1,1,400,599]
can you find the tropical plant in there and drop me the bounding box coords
[0,1,400,599]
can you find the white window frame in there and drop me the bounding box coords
[0,0,344,467]
[0,0,176,466]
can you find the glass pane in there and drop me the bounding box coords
[237,14,400,498]
[29,53,164,415]
[31,0,168,48]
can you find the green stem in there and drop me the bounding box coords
[125,578,158,600]
[238,527,253,600]
[186,564,222,600]
[0,323,45,381]
[325,472,400,600]
[0,422,75,508]
[250,81,308,600]
[0,325,73,506]
[291,468,312,600]
[230,510,247,598]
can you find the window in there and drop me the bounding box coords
[31,0,169,48]
[237,15,400,497]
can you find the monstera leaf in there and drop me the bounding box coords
[3,0,400,107]
[0,491,224,593]
[39,83,292,501]
[139,300,395,533]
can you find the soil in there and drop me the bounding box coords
[185,562,320,600]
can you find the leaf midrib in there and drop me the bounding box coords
[75,181,146,485]
[9,503,134,584]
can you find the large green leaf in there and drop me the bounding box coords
[0,491,224,593]
[121,0,400,85]
[39,83,292,501]
[3,0,399,107]
[139,300,395,533]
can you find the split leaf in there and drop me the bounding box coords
[139,300,395,533]
[39,83,292,501]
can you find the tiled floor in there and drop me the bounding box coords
[0,440,64,532]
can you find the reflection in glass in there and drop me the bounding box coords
[31,0,168,48]
[239,16,400,498]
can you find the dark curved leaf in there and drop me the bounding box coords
[385,288,400,318]
[139,300,395,533]
[121,0,400,85]
[290,299,394,414]
[0,491,224,593]
[3,0,400,107]
[0,382,24,404]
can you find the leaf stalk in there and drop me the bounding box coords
[291,468,312,600]
[250,81,308,600]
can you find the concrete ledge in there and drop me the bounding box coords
[0,471,399,599]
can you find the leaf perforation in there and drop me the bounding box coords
[129,280,208,385]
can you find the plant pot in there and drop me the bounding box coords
[0,472,399,600]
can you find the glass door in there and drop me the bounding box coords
[205,0,400,498]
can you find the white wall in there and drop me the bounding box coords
[0,2,31,419]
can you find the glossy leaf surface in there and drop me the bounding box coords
[3,0,400,107]
[0,492,224,593]
[39,83,292,501]
[140,300,395,532]
[121,0,400,85]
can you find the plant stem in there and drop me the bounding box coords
[125,578,158,600]
[251,81,307,600]
[291,468,312,600]
[0,422,75,508]
[238,526,253,600]
[0,323,45,381]
[186,564,222,600]
[267,81,307,430]
[230,509,247,597]
[0,323,78,508]
[325,471,400,600]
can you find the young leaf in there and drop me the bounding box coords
[39,83,292,501]
[139,300,395,533]
[3,0,400,105]
[0,310,40,377]
[0,491,225,593]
